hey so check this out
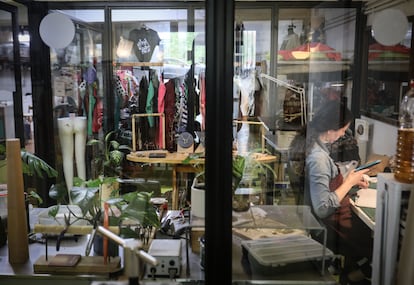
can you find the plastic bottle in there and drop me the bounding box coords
[395,79,414,183]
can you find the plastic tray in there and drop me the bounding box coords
[241,233,334,267]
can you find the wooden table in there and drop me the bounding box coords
[127,150,277,210]
[127,150,204,210]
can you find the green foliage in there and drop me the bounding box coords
[48,177,160,239]
[87,130,131,177]
[232,154,246,189]
[106,191,160,231]
[188,149,275,190]
[26,190,43,205]
[0,144,5,156]
[71,186,100,219]
[21,150,58,179]
[49,183,69,204]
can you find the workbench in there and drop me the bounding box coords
[0,208,203,285]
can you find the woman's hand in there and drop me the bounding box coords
[346,168,370,189]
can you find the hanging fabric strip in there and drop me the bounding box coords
[146,79,155,127]
[157,75,166,149]
[88,84,95,136]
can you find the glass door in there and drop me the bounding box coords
[0,3,25,149]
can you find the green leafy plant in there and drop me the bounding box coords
[0,144,6,158]
[232,150,276,211]
[87,130,131,177]
[21,150,59,179]
[48,176,160,241]
[189,149,276,212]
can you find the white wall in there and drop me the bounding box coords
[361,115,398,157]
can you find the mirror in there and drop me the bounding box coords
[39,13,75,49]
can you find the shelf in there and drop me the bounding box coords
[277,60,351,74]
[113,61,163,67]
[368,60,409,72]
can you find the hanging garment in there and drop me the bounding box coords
[128,27,161,62]
[87,84,95,136]
[113,75,126,130]
[83,65,98,136]
[138,76,153,149]
[176,80,189,133]
[117,69,139,98]
[235,72,256,118]
[78,80,87,116]
[146,79,155,127]
[253,73,264,116]
[199,73,206,131]
[164,79,177,152]
[185,67,197,133]
[92,96,103,133]
[151,70,159,113]
[150,71,160,147]
[157,75,166,149]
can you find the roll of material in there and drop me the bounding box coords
[396,189,414,285]
[7,139,29,264]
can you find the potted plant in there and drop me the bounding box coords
[87,130,132,206]
[190,149,276,214]
[87,130,132,178]
[48,177,160,254]
[0,147,58,245]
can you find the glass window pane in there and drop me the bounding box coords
[0,10,15,93]
[363,21,412,123]
[277,8,356,123]
[47,10,104,191]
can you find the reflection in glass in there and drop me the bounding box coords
[365,21,412,122]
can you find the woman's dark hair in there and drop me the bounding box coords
[307,99,353,152]
[309,99,354,133]
[290,99,354,156]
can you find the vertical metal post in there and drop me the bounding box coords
[205,0,234,284]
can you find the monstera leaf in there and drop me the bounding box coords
[71,186,100,218]
[21,150,58,179]
[108,191,160,229]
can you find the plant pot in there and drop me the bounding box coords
[233,187,254,212]
[93,234,119,257]
[191,177,205,218]
[100,178,119,208]
[232,195,251,212]
[93,216,120,256]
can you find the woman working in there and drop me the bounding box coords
[301,100,373,284]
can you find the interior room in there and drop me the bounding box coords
[0,0,413,285]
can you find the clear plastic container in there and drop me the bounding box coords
[242,234,334,267]
[395,79,414,183]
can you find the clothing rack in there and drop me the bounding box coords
[131,113,165,151]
